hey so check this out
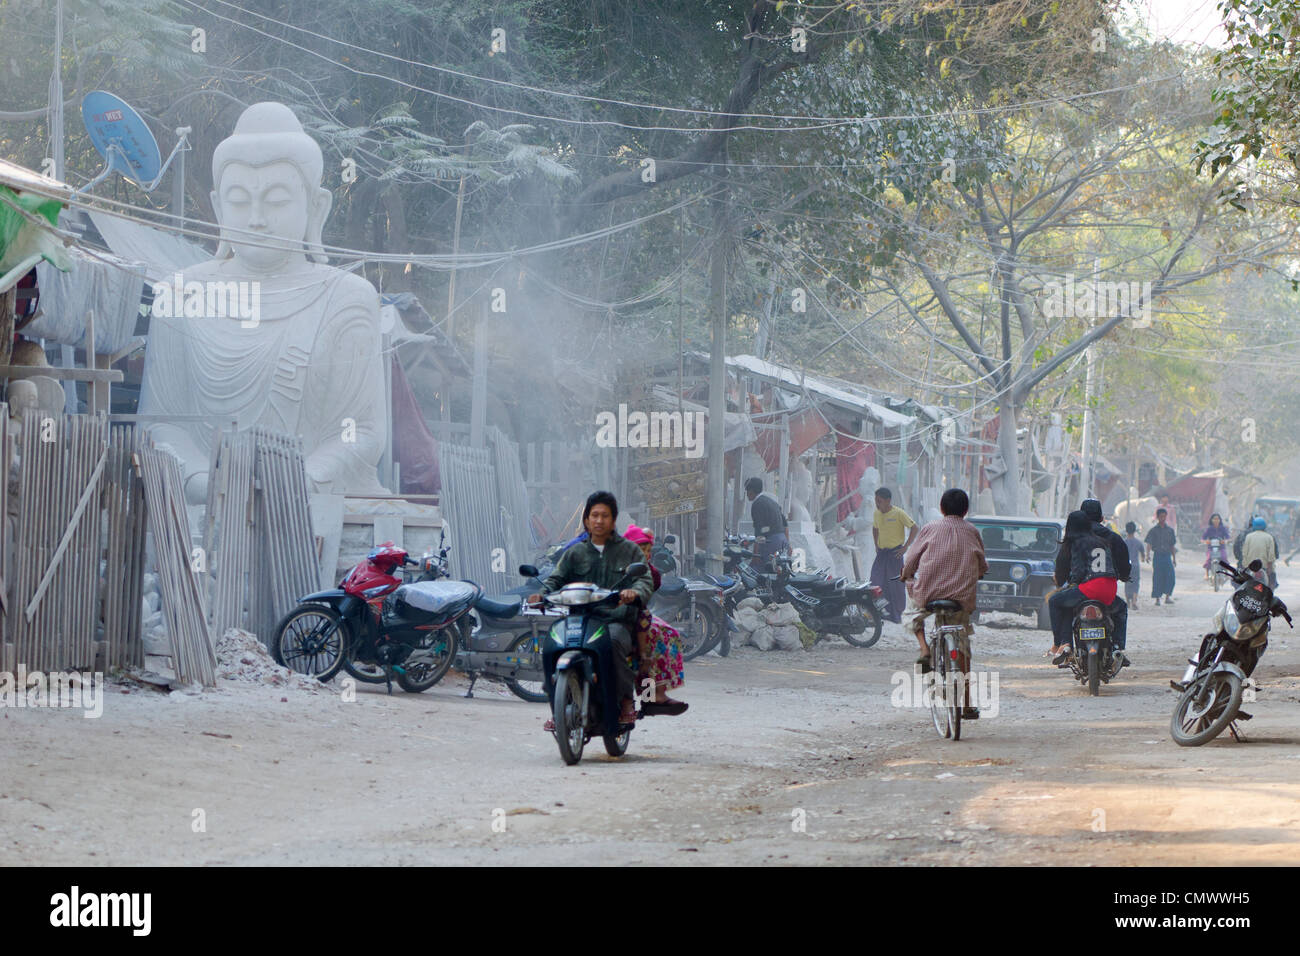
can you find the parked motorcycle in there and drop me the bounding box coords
[766,549,886,647]
[270,542,462,693]
[460,598,563,703]
[649,536,733,660]
[1169,559,1291,746]
[521,561,650,765]
[1060,599,1118,696]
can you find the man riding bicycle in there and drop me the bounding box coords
[899,488,989,720]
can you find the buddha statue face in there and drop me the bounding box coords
[209,102,332,276]
[215,161,314,274]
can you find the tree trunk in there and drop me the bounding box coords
[989,400,1021,515]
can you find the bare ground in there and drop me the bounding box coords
[3,562,1299,866]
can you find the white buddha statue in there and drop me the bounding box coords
[139,102,388,503]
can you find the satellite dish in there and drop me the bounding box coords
[81,91,163,186]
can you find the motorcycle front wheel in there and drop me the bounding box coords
[1171,672,1242,746]
[395,626,458,693]
[554,671,586,765]
[271,604,348,682]
[603,725,631,757]
[841,601,884,648]
[505,632,548,703]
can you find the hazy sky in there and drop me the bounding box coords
[1136,0,1228,48]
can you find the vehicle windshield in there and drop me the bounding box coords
[972,522,1061,555]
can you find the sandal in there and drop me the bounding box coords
[1052,647,1073,666]
[961,706,980,720]
[916,655,932,674]
[543,718,555,732]
[642,699,689,716]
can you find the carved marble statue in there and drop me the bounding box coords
[139,102,388,503]
[788,455,815,525]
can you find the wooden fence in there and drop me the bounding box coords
[203,426,318,646]
[1,413,217,684]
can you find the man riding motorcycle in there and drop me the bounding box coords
[1080,498,1131,667]
[529,491,653,729]
[1049,510,1125,670]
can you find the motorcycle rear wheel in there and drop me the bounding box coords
[841,601,884,648]
[342,654,387,684]
[505,632,548,703]
[1171,672,1242,746]
[554,671,586,765]
[271,604,348,682]
[1087,649,1102,696]
[668,603,720,661]
[395,627,458,693]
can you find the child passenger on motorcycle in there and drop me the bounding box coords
[1048,510,1123,666]
[624,524,688,716]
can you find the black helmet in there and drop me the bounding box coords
[1081,499,1104,522]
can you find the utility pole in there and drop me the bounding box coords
[705,166,729,574]
[50,0,78,413]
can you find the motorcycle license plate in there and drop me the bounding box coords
[1078,627,1106,641]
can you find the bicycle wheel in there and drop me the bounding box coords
[928,640,950,739]
[947,660,963,741]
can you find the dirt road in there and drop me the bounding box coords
[4,561,1299,865]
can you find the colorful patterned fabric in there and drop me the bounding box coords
[631,609,685,692]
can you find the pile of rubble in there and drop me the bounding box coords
[214,628,328,693]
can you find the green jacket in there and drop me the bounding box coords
[541,532,653,624]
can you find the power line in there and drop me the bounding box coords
[178,0,1205,134]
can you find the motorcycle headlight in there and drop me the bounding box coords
[1221,606,1241,638]
[1009,564,1029,583]
[1235,617,1268,642]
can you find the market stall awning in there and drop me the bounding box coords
[714,352,915,428]
[0,158,73,290]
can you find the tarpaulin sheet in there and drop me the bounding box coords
[752,405,829,472]
[87,210,208,282]
[392,355,440,495]
[836,433,875,520]
[30,246,145,353]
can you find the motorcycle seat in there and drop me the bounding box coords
[925,599,963,612]
[700,573,734,589]
[658,576,688,595]
[475,594,522,618]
